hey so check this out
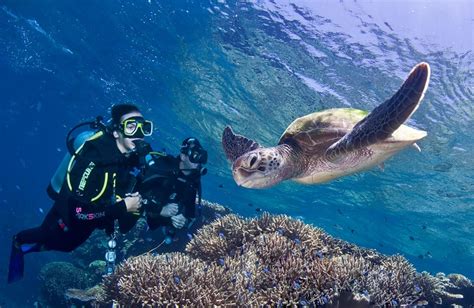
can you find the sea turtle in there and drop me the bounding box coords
[222,62,430,188]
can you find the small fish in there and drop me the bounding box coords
[384,21,394,31]
[299,299,308,306]
[218,258,225,266]
[38,208,44,214]
[255,208,262,212]
[433,162,453,172]
[418,254,424,259]
[337,209,343,215]
[422,225,427,230]
[414,284,422,293]
[248,203,253,207]
[218,184,224,188]
[174,276,180,284]
[294,238,301,245]
[186,233,193,240]
[350,229,355,234]
[218,232,225,238]
[409,236,415,241]
[321,295,329,304]
[293,281,300,290]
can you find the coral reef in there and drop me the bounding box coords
[100,213,473,306]
[38,262,92,307]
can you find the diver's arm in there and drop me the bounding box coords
[70,198,127,221]
[72,193,143,221]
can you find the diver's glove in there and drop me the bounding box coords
[171,214,187,229]
[160,203,179,217]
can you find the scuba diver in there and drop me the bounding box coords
[8,103,154,283]
[139,137,208,240]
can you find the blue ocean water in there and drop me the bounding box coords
[0,0,472,305]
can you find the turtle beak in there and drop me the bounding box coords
[232,153,271,188]
[232,155,253,186]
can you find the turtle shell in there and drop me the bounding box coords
[278,108,368,154]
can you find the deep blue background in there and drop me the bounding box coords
[1,0,473,305]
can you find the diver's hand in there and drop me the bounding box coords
[171,214,187,229]
[124,192,142,212]
[160,203,179,217]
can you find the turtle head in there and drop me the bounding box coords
[232,146,288,188]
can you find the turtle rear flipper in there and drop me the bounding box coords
[326,62,430,161]
[222,126,261,163]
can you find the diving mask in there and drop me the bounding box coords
[181,137,208,164]
[120,116,153,138]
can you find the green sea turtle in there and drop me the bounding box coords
[222,62,430,188]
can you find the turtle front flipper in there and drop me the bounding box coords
[326,62,430,161]
[222,126,261,162]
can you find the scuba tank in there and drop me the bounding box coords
[47,116,108,200]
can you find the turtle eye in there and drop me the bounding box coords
[258,166,266,172]
[250,156,257,168]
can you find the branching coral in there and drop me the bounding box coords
[101,213,472,306]
[187,212,384,265]
[102,253,235,306]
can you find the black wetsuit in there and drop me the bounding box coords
[14,132,140,252]
[138,154,200,231]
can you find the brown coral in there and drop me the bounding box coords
[101,213,470,306]
[102,252,254,306]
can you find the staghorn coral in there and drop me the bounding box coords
[101,213,472,306]
[187,212,384,265]
[102,253,236,306]
[448,273,473,288]
[415,271,474,306]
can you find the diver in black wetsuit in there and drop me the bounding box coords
[8,104,153,283]
[139,137,207,236]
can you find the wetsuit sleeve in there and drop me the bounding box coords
[146,213,172,230]
[144,190,173,230]
[181,181,197,219]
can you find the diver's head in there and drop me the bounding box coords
[179,137,208,175]
[110,103,153,153]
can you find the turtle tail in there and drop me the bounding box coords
[222,126,261,163]
[326,62,430,161]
